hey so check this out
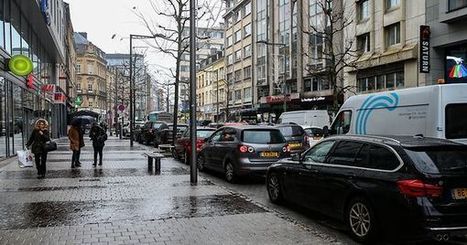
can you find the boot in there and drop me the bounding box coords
[71,163,75,169]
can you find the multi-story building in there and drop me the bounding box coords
[196,52,226,121]
[74,32,108,118]
[179,26,224,113]
[343,0,425,98]
[0,0,73,159]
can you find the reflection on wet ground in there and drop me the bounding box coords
[0,194,266,230]
[47,157,145,162]
[0,167,190,179]
[56,146,148,151]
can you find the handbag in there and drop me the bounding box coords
[44,140,57,152]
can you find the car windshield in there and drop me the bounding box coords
[406,147,467,174]
[153,123,164,129]
[242,130,285,144]
[278,126,304,137]
[197,129,215,138]
[445,104,467,139]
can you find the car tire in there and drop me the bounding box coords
[197,154,205,172]
[267,172,284,204]
[346,197,378,244]
[184,151,190,165]
[224,161,237,183]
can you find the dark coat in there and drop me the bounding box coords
[26,129,50,154]
[90,125,107,148]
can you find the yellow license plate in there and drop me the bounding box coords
[452,188,467,200]
[289,143,302,149]
[260,151,279,158]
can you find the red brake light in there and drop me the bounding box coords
[282,144,290,152]
[239,145,254,153]
[397,179,443,198]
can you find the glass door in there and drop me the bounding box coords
[0,78,5,159]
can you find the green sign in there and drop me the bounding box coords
[9,55,33,76]
[75,96,82,106]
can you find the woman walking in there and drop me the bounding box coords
[89,122,107,166]
[26,119,50,179]
[68,121,83,168]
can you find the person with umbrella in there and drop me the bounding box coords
[89,122,107,166]
[68,119,85,168]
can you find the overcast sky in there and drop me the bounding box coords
[65,0,177,82]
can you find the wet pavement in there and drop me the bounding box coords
[0,137,339,245]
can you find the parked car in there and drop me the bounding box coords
[208,123,224,129]
[161,124,189,146]
[173,127,216,164]
[198,126,290,183]
[140,121,169,146]
[275,124,309,153]
[303,126,324,147]
[133,120,146,142]
[266,135,467,243]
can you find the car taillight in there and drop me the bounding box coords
[397,179,443,198]
[239,145,254,153]
[282,144,290,152]
[196,139,204,151]
[304,135,309,142]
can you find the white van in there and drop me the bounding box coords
[329,84,467,144]
[278,110,330,128]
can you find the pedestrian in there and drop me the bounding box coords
[68,120,83,168]
[89,122,107,166]
[26,118,50,179]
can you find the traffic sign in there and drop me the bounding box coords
[118,104,125,112]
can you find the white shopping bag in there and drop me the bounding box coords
[17,150,34,168]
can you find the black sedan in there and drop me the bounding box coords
[266,135,467,243]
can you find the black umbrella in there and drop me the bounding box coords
[71,116,95,126]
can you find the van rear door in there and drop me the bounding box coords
[441,84,467,144]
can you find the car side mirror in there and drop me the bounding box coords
[204,138,209,142]
[291,153,301,162]
[322,126,329,137]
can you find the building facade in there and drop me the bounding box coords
[74,32,108,118]
[0,0,70,159]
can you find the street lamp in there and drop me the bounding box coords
[256,40,288,113]
[129,34,155,147]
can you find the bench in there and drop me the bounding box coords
[143,152,164,172]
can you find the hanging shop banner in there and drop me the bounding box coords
[420,25,431,73]
[41,84,55,102]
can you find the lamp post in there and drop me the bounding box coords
[256,40,288,113]
[129,34,155,147]
[189,0,198,184]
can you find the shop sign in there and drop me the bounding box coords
[420,25,431,73]
[75,96,83,106]
[266,95,290,104]
[40,0,51,26]
[301,96,326,103]
[54,92,66,104]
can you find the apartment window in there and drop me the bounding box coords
[449,0,467,10]
[76,64,81,73]
[234,30,242,43]
[244,88,251,102]
[257,65,266,80]
[89,101,93,107]
[235,50,242,62]
[243,23,252,37]
[357,33,370,54]
[385,23,400,47]
[358,0,370,21]
[243,45,252,58]
[227,55,234,65]
[234,70,242,82]
[235,90,242,101]
[234,11,240,23]
[386,0,400,10]
[227,73,233,82]
[243,1,252,17]
[357,70,404,92]
[88,83,93,91]
[244,66,251,79]
[226,35,233,47]
[87,64,94,74]
[76,83,81,90]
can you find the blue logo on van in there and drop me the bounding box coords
[355,93,400,134]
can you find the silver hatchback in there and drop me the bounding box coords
[198,126,290,182]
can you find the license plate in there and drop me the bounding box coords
[452,188,467,200]
[289,143,302,149]
[260,151,279,158]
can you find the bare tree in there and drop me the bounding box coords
[134,0,224,145]
[304,0,357,113]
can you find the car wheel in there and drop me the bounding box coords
[224,161,236,183]
[171,148,179,159]
[346,197,378,243]
[197,154,205,172]
[267,173,284,204]
[184,151,190,165]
